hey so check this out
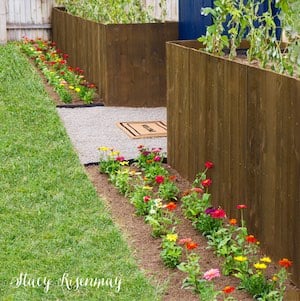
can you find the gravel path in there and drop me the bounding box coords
[57,106,167,164]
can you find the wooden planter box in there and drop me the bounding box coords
[167,40,300,287]
[52,7,178,107]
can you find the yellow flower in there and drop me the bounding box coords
[98,146,110,151]
[154,198,163,208]
[166,233,178,242]
[234,256,248,262]
[69,85,74,90]
[254,262,267,270]
[111,151,120,156]
[120,161,129,166]
[260,257,271,263]
[143,186,153,191]
[75,87,81,92]
[272,276,278,282]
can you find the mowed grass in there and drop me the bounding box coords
[0,44,159,301]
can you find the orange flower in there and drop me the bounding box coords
[246,235,258,243]
[169,175,177,182]
[229,218,237,225]
[222,286,235,294]
[279,258,292,268]
[165,202,177,211]
[182,189,191,197]
[186,241,198,250]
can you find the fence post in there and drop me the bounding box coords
[0,0,7,44]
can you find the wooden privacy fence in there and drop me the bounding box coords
[0,0,57,43]
[52,7,178,107]
[167,40,300,287]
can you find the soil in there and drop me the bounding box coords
[85,164,254,301]
[25,52,299,301]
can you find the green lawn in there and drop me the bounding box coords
[0,44,159,301]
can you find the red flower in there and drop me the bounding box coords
[202,178,212,188]
[279,258,292,268]
[237,204,247,209]
[211,209,226,219]
[223,286,235,294]
[63,53,69,59]
[155,175,165,184]
[186,241,198,250]
[143,196,151,203]
[116,156,125,162]
[246,235,258,243]
[165,202,177,211]
[205,161,214,169]
[137,145,144,149]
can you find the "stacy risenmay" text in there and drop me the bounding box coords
[10,272,122,293]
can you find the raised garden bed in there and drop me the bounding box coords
[166,40,300,288]
[52,7,178,107]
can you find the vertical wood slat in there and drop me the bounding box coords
[166,41,300,287]
[52,8,178,107]
[0,0,7,44]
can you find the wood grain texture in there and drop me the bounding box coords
[52,8,178,107]
[166,41,300,287]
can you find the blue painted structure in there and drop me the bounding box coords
[178,0,281,40]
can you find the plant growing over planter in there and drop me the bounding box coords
[199,0,299,77]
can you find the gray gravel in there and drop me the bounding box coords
[57,106,167,164]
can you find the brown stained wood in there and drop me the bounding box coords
[166,40,300,287]
[52,8,178,107]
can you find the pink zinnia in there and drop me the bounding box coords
[237,204,247,209]
[143,196,151,203]
[154,155,161,162]
[178,238,192,245]
[116,156,125,162]
[191,187,204,194]
[203,268,221,281]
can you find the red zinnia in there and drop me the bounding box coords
[223,286,235,294]
[205,161,214,169]
[186,241,198,250]
[143,196,151,203]
[246,235,258,243]
[211,209,226,219]
[202,178,212,188]
[155,175,165,184]
[165,202,177,211]
[279,258,292,268]
[237,204,247,209]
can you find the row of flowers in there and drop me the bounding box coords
[20,37,97,104]
[98,146,293,300]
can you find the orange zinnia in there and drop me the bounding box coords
[186,241,198,250]
[279,258,292,268]
[229,218,237,225]
[223,286,235,294]
[165,202,177,211]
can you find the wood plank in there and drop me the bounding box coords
[0,0,7,44]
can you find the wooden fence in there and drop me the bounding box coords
[52,7,178,106]
[0,0,57,43]
[144,0,178,21]
[167,40,300,287]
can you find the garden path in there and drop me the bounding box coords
[57,106,167,164]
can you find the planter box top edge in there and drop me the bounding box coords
[53,7,177,26]
[167,40,300,82]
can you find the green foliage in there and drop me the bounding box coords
[160,234,182,268]
[157,180,179,201]
[199,0,300,77]
[56,0,167,24]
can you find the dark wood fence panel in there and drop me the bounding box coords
[167,41,300,287]
[52,8,178,106]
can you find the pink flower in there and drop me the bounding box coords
[203,268,221,281]
[205,161,214,169]
[116,156,125,162]
[237,204,247,209]
[154,155,161,162]
[152,147,162,153]
[178,238,192,245]
[155,175,165,184]
[191,187,204,194]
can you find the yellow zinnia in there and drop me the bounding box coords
[119,161,129,166]
[143,185,153,190]
[166,233,178,242]
[254,262,267,270]
[98,146,110,151]
[234,256,248,262]
[260,257,271,263]
[75,87,81,93]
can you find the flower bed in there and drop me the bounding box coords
[20,37,102,106]
[98,146,296,300]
